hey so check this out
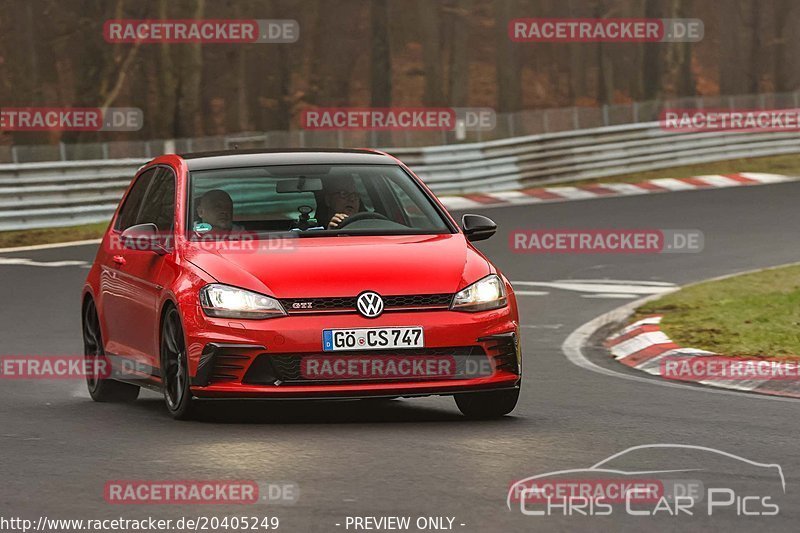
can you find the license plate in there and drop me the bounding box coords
[322,327,424,351]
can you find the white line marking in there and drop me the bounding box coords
[0,238,101,254]
[607,315,662,340]
[514,290,549,296]
[649,178,697,191]
[555,279,676,286]
[739,172,793,183]
[581,293,638,299]
[610,331,672,358]
[512,280,676,295]
[694,175,741,187]
[600,182,652,195]
[488,191,530,202]
[544,186,597,199]
[0,258,89,267]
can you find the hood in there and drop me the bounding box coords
[183,233,491,298]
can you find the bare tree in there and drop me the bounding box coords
[417,0,446,106]
[495,0,521,111]
[594,1,614,105]
[772,0,799,92]
[308,0,364,106]
[370,0,392,107]
[447,0,471,107]
[719,0,749,95]
[175,0,205,137]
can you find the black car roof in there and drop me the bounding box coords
[178,148,397,170]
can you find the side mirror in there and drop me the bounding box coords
[120,223,168,255]
[461,214,497,242]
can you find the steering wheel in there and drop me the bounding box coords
[336,211,391,228]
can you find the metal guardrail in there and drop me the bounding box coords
[1,122,799,231]
[4,89,800,164]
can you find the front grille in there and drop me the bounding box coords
[279,293,453,314]
[242,346,489,385]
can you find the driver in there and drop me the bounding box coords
[323,175,363,229]
[196,189,243,232]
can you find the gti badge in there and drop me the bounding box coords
[356,291,384,318]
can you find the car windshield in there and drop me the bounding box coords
[187,164,453,237]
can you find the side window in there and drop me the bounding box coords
[383,176,428,226]
[136,168,176,232]
[115,168,156,231]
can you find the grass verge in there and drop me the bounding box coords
[636,264,800,358]
[0,221,108,249]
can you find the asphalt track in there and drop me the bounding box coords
[1,180,800,532]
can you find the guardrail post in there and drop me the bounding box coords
[572,107,579,129]
[102,143,109,159]
[11,145,18,164]
[59,142,66,161]
[602,105,609,126]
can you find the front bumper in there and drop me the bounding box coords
[183,304,521,399]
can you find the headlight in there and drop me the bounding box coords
[200,284,286,319]
[451,274,507,312]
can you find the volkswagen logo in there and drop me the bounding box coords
[356,291,384,318]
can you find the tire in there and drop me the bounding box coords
[454,388,519,419]
[82,298,140,402]
[161,306,196,420]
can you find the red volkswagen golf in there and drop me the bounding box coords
[82,149,521,419]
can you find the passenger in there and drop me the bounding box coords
[195,189,243,232]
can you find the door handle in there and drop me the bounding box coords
[112,255,126,266]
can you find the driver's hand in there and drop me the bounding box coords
[328,213,349,229]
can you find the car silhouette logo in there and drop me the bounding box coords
[357,291,384,318]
